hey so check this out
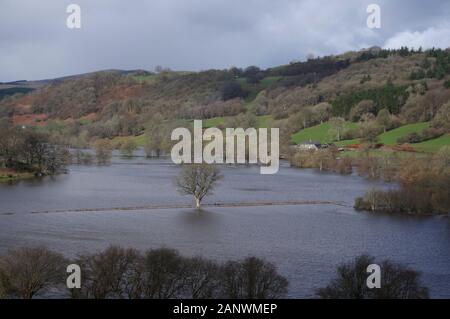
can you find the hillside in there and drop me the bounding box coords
[0,47,449,153]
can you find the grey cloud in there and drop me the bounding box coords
[0,0,449,81]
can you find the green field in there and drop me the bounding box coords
[412,134,450,152]
[378,122,429,145]
[203,117,227,128]
[291,120,450,153]
[256,115,274,128]
[112,134,147,147]
[291,122,358,144]
[259,76,282,87]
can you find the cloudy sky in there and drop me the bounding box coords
[1,0,450,81]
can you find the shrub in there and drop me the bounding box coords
[397,132,422,144]
[421,127,444,141]
[341,127,361,140]
[397,128,443,144]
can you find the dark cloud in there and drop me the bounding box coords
[1,0,449,81]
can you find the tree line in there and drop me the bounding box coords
[0,246,428,299]
[0,246,288,299]
[0,122,69,175]
[355,147,450,215]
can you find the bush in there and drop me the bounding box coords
[421,127,444,141]
[341,127,361,140]
[397,128,443,144]
[397,132,422,144]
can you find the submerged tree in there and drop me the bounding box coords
[120,139,138,157]
[93,139,113,165]
[175,163,223,209]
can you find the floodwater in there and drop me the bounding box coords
[0,153,449,298]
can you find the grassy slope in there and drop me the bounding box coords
[378,122,429,145]
[293,121,450,153]
[412,134,450,152]
[291,122,358,144]
[203,117,227,128]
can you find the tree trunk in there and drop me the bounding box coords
[195,197,201,209]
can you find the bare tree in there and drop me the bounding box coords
[220,257,288,299]
[175,163,223,209]
[184,257,221,299]
[72,246,142,299]
[317,255,429,299]
[328,117,346,142]
[141,248,188,299]
[0,247,66,299]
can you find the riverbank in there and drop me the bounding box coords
[0,169,34,183]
